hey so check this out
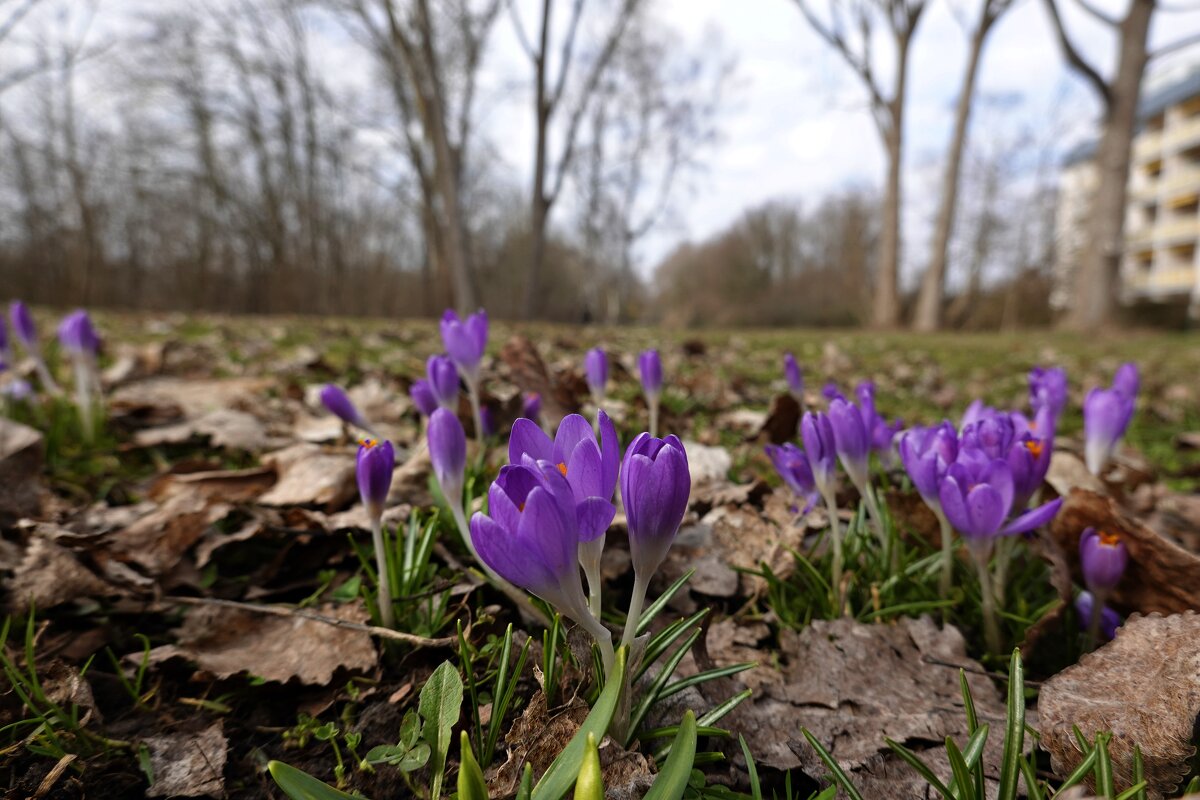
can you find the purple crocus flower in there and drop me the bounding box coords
[821,382,845,403]
[426,355,459,409]
[765,443,818,512]
[429,407,467,503]
[1079,527,1127,594]
[9,301,36,349]
[800,411,838,497]
[479,405,495,438]
[440,309,488,381]
[899,422,959,510]
[1007,429,1053,511]
[960,412,1016,461]
[409,380,438,417]
[1113,362,1139,401]
[827,397,871,488]
[783,353,803,398]
[638,349,663,396]
[356,438,395,520]
[1074,591,1121,641]
[470,462,592,620]
[509,411,619,540]
[2,379,33,401]
[620,433,690,582]
[938,457,1063,542]
[960,399,1000,430]
[585,348,608,398]
[58,310,100,358]
[0,315,8,358]
[320,384,372,432]
[1083,387,1135,475]
[1029,366,1068,423]
[522,392,542,422]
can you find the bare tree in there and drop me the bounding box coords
[1041,0,1198,330]
[507,0,642,319]
[912,0,1013,331]
[791,0,927,328]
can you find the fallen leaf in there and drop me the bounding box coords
[258,443,358,510]
[6,534,122,612]
[133,408,268,451]
[1038,612,1200,798]
[757,393,800,445]
[0,418,44,522]
[143,721,227,798]
[500,334,582,426]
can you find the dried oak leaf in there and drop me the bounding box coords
[1049,489,1200,614]
[147,602,377,685]
[110,377,273,423]
[0,418,45,522]
[258,443,357,510]
[142,721,227,798]
[104,491,231,577]
[1038,612,1200,799]
[757,393,800,445]
[132,408,268,452]
[6,534,123,612]
[500,334,581,425]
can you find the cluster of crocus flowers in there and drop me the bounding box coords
[9,301,61,396]
[440,309,488,443]
[58,310,102,441]
[469,413,689,675]
[638,349,663,437]
[1083,363,1139,476]
[1076,526,1127,643]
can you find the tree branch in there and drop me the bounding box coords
[1072,0,1119,27]
[1041,0,1112,106]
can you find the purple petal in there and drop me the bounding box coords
[1000,497,1063,537]
[576,497,616,541]
[509,417,554,464]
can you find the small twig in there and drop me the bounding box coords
[163,596,456,648]
[33,754,77,798]
[922,656,1043,687]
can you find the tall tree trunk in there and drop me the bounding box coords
[914,13,992,332]
[874,117,904,328]
[1064,0,1153,331]
[523,0,552,320]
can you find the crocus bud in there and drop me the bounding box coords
[2,378,33,401]
[899,422,958,510]
[783,353,803,397]
[429,408,467,502]
[638,349,662,397]
[620,433,690,583]
[765,443,817,512]
[479,405,495,438]
[821,382,845,402]
[800,411,838,497]
[1083,387,1134,475]
[1113,362,1139,401]
[410,380,438,417]
[938,457,1063,542]
[1074,591,1121,640]
[522,392,541,422]
[827,398,870,489]
[320,384,370,431]
[0,316,8,356]
[1079,527,1127,593]
[57,310,100,358]
[440,309,488,381]
[426,354,459,409]
[356,438,395,521]
[585,348,608,397]
[1029,366,1068,423]
[9,301,36,349]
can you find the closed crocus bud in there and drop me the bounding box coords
[1079,527,1127,594]
[426,355,459,409]
[585,348,608,397]
[800,411,838,496]
[9,301,36,349]
[429,408,467,503]
[899,422,958,510]
[827,398,870,488]
[938,457,1063,542]
[57,310,100,358]
[320,384,369,430]
[765,443,818,512]
[1113,362,1139,401]
[1029,366,1068,423]
[440,309,488,380]
[638,349,663,396]
[522,392,541,422]
[620,433,690,582]
[821,382,845,402]
[1074,591,1121,640]
[0,315,8,356]
[409,379,438,417]
[356,438,395,521]
[783,353,803,397]
[1083,387,1134,475]
[961,412,1015,461]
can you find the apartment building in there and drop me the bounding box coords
[1054,66,1200,320]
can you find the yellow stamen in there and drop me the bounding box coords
[359,438,378,449]
[1098,529,1121,547]
[1025,439,1043,458]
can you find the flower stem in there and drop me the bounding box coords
[648,396,659,439]
[822,490,845,616]
[72,357,94,443]
[33,353,62,396]
[936,509,955,599]
[577,605,615,675]
[969,543,1001,654]
[370,517,395,629]
[580,535,605,619]
[620,572,650,649]
[1085,589,1108,651]
[466,379,484,446]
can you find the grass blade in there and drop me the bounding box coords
[997,649,1025,800]
[643,711,697,800]
[801,729,864,800]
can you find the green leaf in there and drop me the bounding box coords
[516,763,534,800]
[1054,747,1099,793]
[1132,744,1147,800]
[944,737,975,800]
[1094,733,1114,798]
[885,738,954,799]
[573,733,604,800]
[267,760,361,800]
[532,647,627,800]
[1115,783,1148,800]
[637,569,695,635]
[801,729,864,800]
[643,710,697,800]
[738,735,761,800]
[458,732,489,800]
[1019,754,1045,800]
[959,669,978,734]
[996,649,1025,800]
[420,661,464,800]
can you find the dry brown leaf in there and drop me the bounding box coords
[143,721,227,798]
[499,334,581,425]
[104,491,231,577]
[1038,612,1200,799]
[110,376,273,420]
[758,393,800,445]
[258,443,357,509]
[0,418,44,522]
[1049,489,1200,614]
[6,535,122,612]
[147,601,378,685]
[133,408,268,451]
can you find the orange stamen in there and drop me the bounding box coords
[359,438,379,449]
[1025,439,1043,458]
[557,462,568,477]
[1098,529,1122,547]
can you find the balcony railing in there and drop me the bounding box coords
[1125,216,1200,248]
[1134,129,1163,161]
[1127,266,1196,295]
[1164,116,1200,152]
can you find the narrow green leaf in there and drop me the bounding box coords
[458,732,489,800]
[959,669,978,734]
[997,649,1025,800]
[738,734,762,800]
[885,738,954,799]
[1115,783,1148,800]
[961,723,989,800]
[420,661,464,800]
[801,729,864,800]
[658,662,756,701]
[515,763,534,800]
[1055,748,1099,793]
[1019,754,1044,800]
[636,569,695,635]
[944,737,975,800]
[1132,744,1146,800]
[573,733,604,800]
[532,647,627,800]
[267,760,361,800]
[643,711,698,800]
[1094,733,1114,798]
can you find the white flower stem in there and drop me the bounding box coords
[620,572,651,650]
[648,396,659,439]
[72,357,94,443]
[822,490,845,616]
[1086,588,1109,650]
[33,354,62,396]
[936,509,955,599]
[969,543,1001,654]
[466,379,485,446]
[577,605,616,676]
[370,517,395,629]
[580,535,605,619]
